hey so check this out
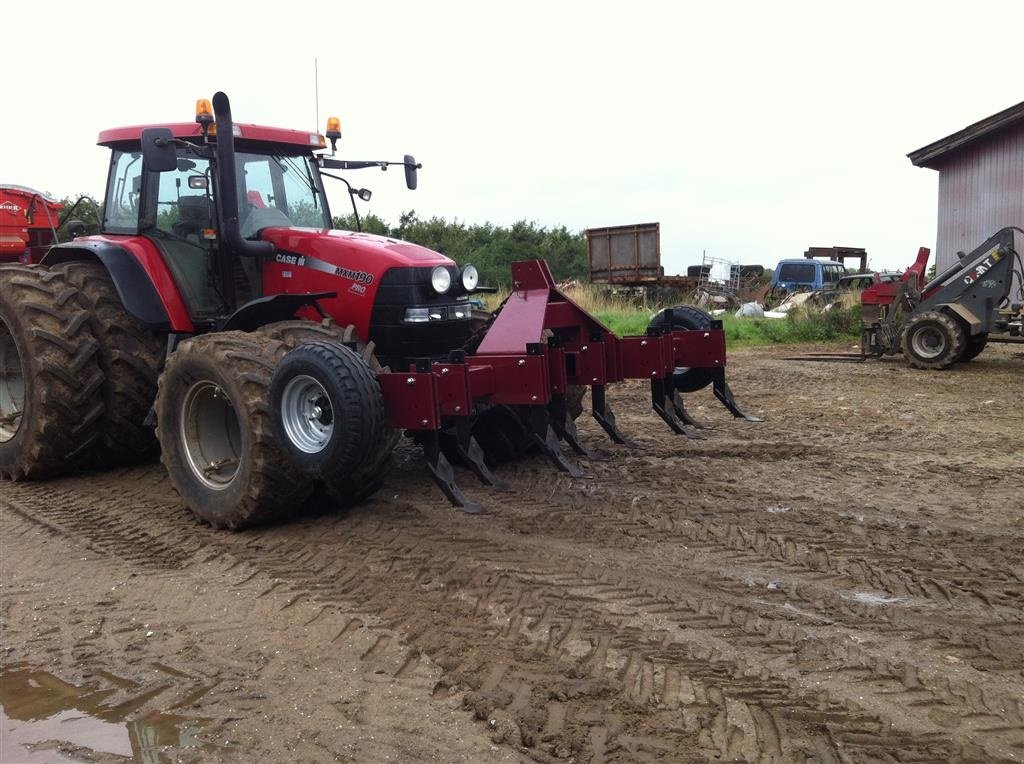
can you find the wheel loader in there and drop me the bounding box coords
[0,92,759,528]
[861,227,1024,369]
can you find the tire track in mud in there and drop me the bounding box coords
[4,471,1022,762]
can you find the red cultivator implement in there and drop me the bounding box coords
[355,259,760,511]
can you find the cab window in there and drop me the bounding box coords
[237,153,328,238]
[154,157,213,239]
[104,151,143,233]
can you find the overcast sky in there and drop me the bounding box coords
[4,1,1022,271]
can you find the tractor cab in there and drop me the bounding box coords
[98,118,334,322]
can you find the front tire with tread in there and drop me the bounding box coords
[156,331,312,529]
[900,310,966,370]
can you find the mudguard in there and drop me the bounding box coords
[41,240,172,330]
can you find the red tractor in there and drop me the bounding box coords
[0,92,758,528]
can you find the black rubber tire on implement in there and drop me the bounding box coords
[50,261,166,466]
[900,310,966,370]
[959,333,989,362]
[258,320,398,506]
[270,341,387,487]
[0,265,105,480]
[647,305,717,392]
[155,331,312,530]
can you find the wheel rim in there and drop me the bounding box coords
[911,326,947,359]
[280,374,334,454]
[0,316,25,444]
[180,381,242,490]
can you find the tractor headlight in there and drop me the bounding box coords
[461,264,479,292]
[430,266,452,294]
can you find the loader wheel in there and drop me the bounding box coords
[270,341,386,488]
[258,320,398,506]
[647,305,717,392]
[900,310,966,370]
[156,332,312,529]
[959,333,988,362]
[0,265,105,480]
[51,261,166,466]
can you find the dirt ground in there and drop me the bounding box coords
[1,342,1022,763]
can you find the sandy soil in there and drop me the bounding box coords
[1,342,1022,763]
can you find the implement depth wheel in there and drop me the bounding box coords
[0,265,105,480]
[156,332,311,529]
[647,305,717,392]
[900,310,966,370]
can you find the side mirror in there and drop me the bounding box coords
[66,220,86,238]
[141,128,178,173]
[403,154,419,190]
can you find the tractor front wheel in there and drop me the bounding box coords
[900,311,966,370]
[155,332,312,529]
[270,341,389,505]
[0,265,105,480]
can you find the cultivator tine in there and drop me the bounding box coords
[651,378,703,439]
[590,384,635,447]
[670,392,706,438]
[549,394,594,458]
[421,431,483,514]
[528,407,584,477]
[712,371,763,422]
[454,419,511,492]
[671,391,707,433]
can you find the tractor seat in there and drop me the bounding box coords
[173,195,212,238]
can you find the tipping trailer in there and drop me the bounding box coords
[0,185,64,263]
[861,227,1023,369]
[0,92,759,528]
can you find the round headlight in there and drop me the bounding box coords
[461,264,479,291]
[430,265,452,294]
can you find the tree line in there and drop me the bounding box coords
[333,211,589,288]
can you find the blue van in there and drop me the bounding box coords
[768,259,846,292]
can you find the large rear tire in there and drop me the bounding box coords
[647,305,717,392]
[0,265,105,480]
[959,333,988,363]
[258,320,398,506]
[900,310,965,370]
[51,261,166,466]
[155,332,312,530]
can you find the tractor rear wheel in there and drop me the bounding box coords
[647,305,717,392]
[0,265,105,480]
[258,320,398,507]
[51,261,166,466]
[900,310,966,370]
[155,332,312,529]
[959,333,988,362]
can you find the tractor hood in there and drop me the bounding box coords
[260,227,454,272]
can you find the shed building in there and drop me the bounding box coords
[908,101,1024,279]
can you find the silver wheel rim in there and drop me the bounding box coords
[280,374,333,454]
[180,381,242,490]
[911,326,946,359]
[0,316,25,444]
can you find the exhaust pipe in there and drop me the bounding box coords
[211,91,274,258]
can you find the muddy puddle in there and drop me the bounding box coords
[0,665,215,763]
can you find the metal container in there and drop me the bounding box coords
[586,222,662,284]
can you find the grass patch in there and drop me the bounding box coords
[484,283,862,348]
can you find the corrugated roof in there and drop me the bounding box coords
[907,101,1024,169]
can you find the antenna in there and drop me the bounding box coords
[314,57,320,132]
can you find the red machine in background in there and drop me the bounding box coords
[0,185,64,263]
